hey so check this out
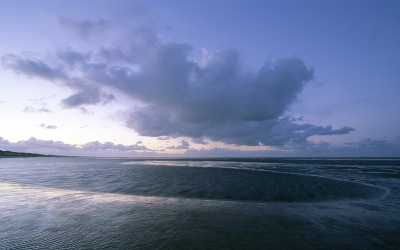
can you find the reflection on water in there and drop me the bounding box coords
[0,157,399,249]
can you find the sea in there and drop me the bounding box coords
[0,157,399,249]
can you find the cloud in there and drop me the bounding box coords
[116,45,325,146]
[1,135,399,157]
[56,49,91,70]
[2,55,66,80]
[81,141,148,151]
[58,16,109,38]
[39,124,58,129]
[87,37,347,146]
[183,136,400,157]
[343,137,400,155]
[157,136,171,140]
[0,137,10,145]
[1,137,78,152]
[183,147,275,157]
[23,106,51,113]
[284,136,400,157]
[2,55,115,109]
[176,140,190,149]
[192,138,209,145]
[0,136,152,156]
[166,140,190,150]
[60,80,115,108]
[1,6,355,148]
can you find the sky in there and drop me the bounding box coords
[0,0,399,157]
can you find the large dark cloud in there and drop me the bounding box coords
[0,6,355,147]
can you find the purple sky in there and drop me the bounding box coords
[1,0,399,157]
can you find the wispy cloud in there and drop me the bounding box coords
[2,55,115,110]
[23,106,51,113]
[57,16,109,38]
[157,136,171,141]
[39,124,57,129]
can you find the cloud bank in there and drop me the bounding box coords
[0,136,399,157]
[1,3,354,148]
[0,136,150,156]
[82,141,147,151]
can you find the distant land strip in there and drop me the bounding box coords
[0,150,57,157]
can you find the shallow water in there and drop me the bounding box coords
[0,157,399,249]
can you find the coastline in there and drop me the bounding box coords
[0,150,60,158]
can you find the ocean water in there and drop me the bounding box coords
[0,157,399,249]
